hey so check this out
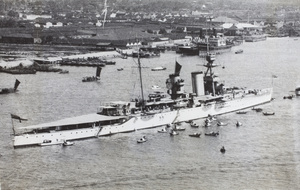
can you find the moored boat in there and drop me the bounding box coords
[63,141,74,146]
[244,34,267,42]
[13,53,273,148]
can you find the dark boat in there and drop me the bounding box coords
[283,95,294,99]
[59,70,69,74]
[189,133,201,137]
[205,131,219,136]
[173,126,186,131]
[190,122,199,128]
[263,112,275,116]
[82,66,101,82]
[220,146,226,153]
[235,49,243,54]
[0,65,36,74]
[236,121,243,127]
[0,79,20,95]
[252,107,263,112]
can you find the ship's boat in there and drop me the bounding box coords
[63,141,74,146]
[235,49,243,54]
[137,136,147,143]
[236,111,247,114]
[263,112,275,116]
[220,146,226,153]
[189,133,201,137]
[151,67,166,71]
[205,131,219,136]
[12,53,273,148]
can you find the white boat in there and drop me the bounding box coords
[151,66,166,71]
[137,136,147,143]
[63,141,74,146]
[13,53,273,148]
[190,122,199,128]
[151,85,161,90]
[158,128,168,133]
[169,130,179,136]
[217,121,228,126]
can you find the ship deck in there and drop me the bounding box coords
[19,113,126,131]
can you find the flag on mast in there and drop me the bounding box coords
[175,61,182,76]
[11,114,27,123]
[96,66,102,78]
[14,79,20,91]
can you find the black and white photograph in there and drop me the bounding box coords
[0,0,299,189]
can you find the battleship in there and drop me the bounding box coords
[13,53,273,147]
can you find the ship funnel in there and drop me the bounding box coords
[191,71,204,96]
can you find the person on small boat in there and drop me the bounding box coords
[236,121,242,127]
[138,136,147,142]
[220,146,226,153]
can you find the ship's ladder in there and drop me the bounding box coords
[172,109,180,124]
[96,125,103,137]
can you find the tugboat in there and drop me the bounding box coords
[13,53,273,148]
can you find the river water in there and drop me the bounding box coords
[0,37,300,190]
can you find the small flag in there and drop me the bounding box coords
[11,114,27,123]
